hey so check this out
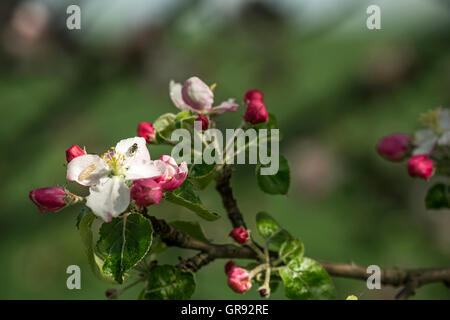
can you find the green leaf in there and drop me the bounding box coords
[279,257,335,300]
[96,213,153,284]
[279,238,305,264]
[169,220,209,242]
[425,183,450,209]
[142,265,196,300]
[188,163,216,190]
[78,210,115,283]
[255,212,291,248]
[76,206,90,230]
[166,180,221,221]
[153,113,177,141]
[256,155,290,195]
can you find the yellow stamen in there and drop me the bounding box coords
[420,107,442,132]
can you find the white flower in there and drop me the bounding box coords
[169,76,239,114]
[413,109,450,155]
[66,137,166,222]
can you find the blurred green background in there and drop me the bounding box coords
[0,0,449,299]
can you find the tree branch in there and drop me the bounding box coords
[215,165,247,228]
[140,168,450,299]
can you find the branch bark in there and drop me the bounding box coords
[141,167,450,299]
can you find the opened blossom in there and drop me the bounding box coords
[227,267,252,294]
[66,137,166,222]
[413,108,450,155]
[155,155,188,191]
[169,76,238,114]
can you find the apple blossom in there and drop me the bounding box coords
[244,99,269,125]
[377,134,411,161]
[66,137,166,222]
[137,122,156,143]
[243,89,264,104]
[130,178,162,206]
[169,76,238,114]
[29,187,68,212]
[66,144,86,163]
[407,154,434,179]
[413,108,450,155]
[229,227,249,244]
[224,260,236,275]
[227,267,252,294]
[196,114,209,131]
[155,155,188,191]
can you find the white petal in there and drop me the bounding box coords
[438,131,450,146]
[439,109,450,131]
[170,80,192,112]
[414,129,435,144]
[86,176,130,222]
[210,99,239,114]
[66,154,109,186]
[116,137,150,167]
[125,160,167,180]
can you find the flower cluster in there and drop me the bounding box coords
[29,137,187,222]
[29,76,270,224]
[376,108,450,180]
[137,77,269,143]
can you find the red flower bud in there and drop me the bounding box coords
[66,144,86,163]
[227,267,252,294]
[196,114,209,131]
[105,288,119,299]
[407,154,434,179]
[377,134,411,161]
[243,89,264,104]
[29,187,67,212]
[244,100,269,125]
[224,260,237,275]
[229,227,249,244]
[137,122,156,143]
[130,178,162,207]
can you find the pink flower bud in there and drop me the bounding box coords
[105,288,119,299]
[196,114,209,131]
[407,154,434,179]
[29,187,67,212]
[244,100,269,125]
[155,155,188,191]
[243,89,264,104]
[181,76,214,110]
[377,134,411,161]
[66,144,86,163]
[137,122,156,143]
[130,178,162,207]
[227,267,252,294]
[229,227,249,244]
[225,260,237,275]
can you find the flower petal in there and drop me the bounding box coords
[66,154,109,186]
[125,160,167,181]
[439,109,450,131]
[413,129,437,155]
[170,80,192,112]
[116,137,151,167]
[210,99,239,114]
[86,176,130,222]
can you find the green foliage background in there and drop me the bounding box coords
[0,0,449,299]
